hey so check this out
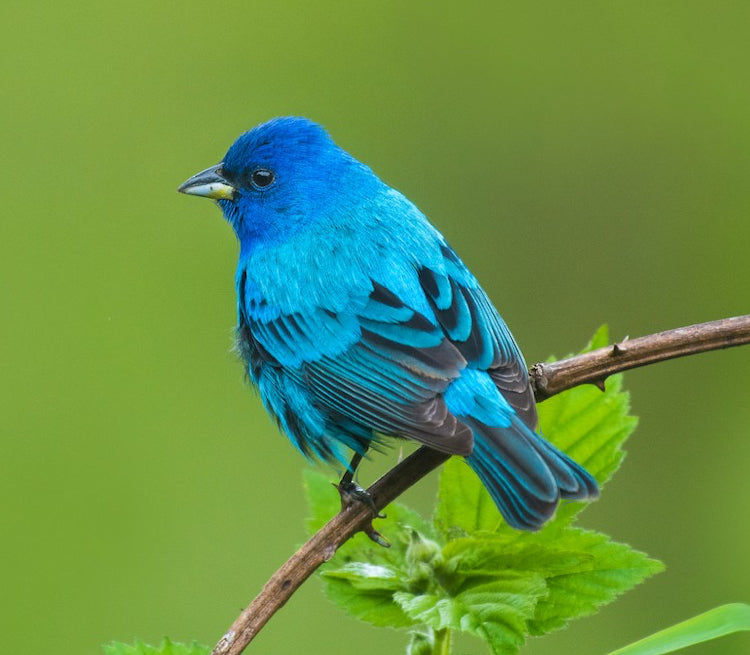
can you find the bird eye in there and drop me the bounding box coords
[250,168,275,189]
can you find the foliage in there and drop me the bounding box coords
[102,638,210,655]
[305,327,664,654]
[605,603,750,655]
[99,332,749,655]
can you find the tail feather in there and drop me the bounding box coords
[465,415,599,531]
[526,431,600,500]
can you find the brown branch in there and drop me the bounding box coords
[211,314,750,655]
[530,315,750,399]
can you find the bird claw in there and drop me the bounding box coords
[334,481,390,547]
[363,525,390,548]
[335,480,385,518]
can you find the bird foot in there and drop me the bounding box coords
[335,480,384,516]
[334,481,390,548]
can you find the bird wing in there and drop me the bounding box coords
[241,241,536,455]
[243,280,474,456]
[417,243,538,429]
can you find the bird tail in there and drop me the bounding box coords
[464,415,599,530]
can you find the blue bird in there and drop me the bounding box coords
[178,117,598,530]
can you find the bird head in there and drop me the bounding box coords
[178,117,376,250]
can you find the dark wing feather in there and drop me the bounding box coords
[418,244,538,429]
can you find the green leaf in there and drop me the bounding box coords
[395,573,547,655]
[439,528,662,638]
[322,522,659,653]
[102,639,210,655]
[524,528,664,634]
[434,457,502,539]
[442,535,594,579]
[321,572,417,627]
[606,603,750,655]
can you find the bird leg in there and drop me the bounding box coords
[336,450,380,513]
[335,449,390,547]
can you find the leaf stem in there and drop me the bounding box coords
[433,628,451,655]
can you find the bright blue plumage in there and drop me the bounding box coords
[179,117,598,530]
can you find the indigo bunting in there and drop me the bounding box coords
[178,117,598,530]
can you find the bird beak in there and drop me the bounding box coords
[178,163,237,200]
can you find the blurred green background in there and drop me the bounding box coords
[2,2,749,654]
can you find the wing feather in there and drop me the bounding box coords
[239,241,537,455]
[418,244,538,429]
[240,277,473,456]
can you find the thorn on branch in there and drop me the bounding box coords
[592,378,607,392]
[612,337,629,355]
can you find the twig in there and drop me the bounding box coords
[530,315,750,400]
[211,314,750,655]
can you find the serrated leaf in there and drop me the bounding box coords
[321,575,418,627]
[442,536,594,579]
[395,573,547,655]
[526,528,664,634]
[439,528,662,637]
[102,639,209,655]
[321,558,417,628]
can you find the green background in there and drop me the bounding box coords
[2,2,749,654]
